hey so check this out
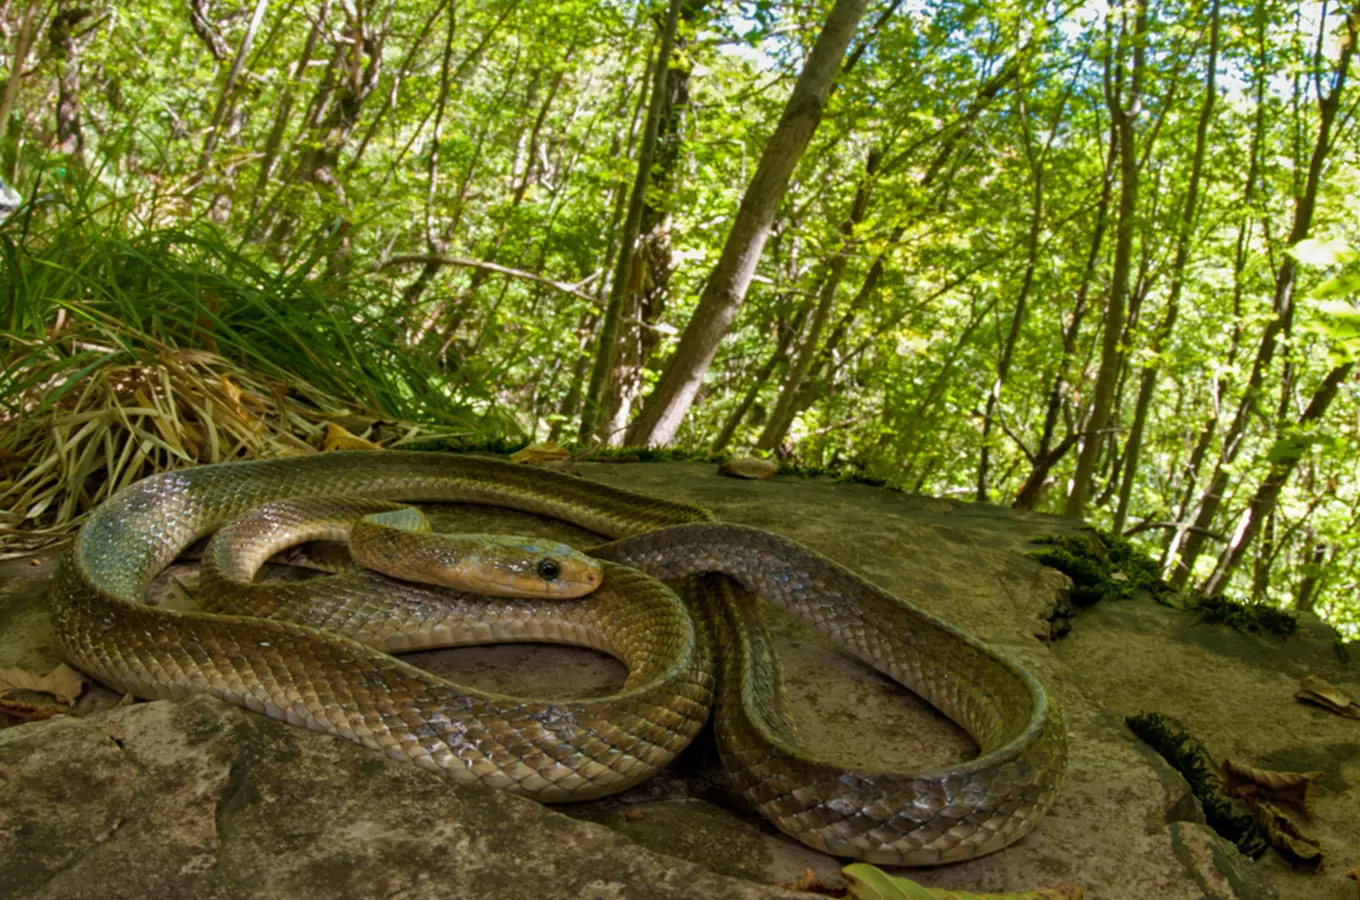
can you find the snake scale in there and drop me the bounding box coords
[49,451,1065,865]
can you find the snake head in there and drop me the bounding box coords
[353,528,603,598]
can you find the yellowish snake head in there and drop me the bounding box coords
[350,516,602,598]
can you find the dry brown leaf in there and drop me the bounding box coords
[323,423,382,452]
[0,663,87,724]
[780,867,840,895]
[510,442,572,463]
[1221,759,1321,815]
[1254,801,1323,869]
[1295,674,1360,719]
[0,663,87,705]
[719,458,779,480]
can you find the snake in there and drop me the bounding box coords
[49,451,1066,865]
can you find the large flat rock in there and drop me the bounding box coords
[1,459,1354,899]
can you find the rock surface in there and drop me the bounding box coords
[0,459,1355,900]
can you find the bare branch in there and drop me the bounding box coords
[380,255,599,305]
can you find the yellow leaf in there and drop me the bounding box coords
[843,863,1083,900]
[510,443,571,463]
[323,423,382,451]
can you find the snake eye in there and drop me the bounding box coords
[537,559,561,581]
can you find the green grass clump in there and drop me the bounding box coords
[0,179,502,552]
[1125,712,1266,859]
[1029,530,1172,607]
[1195,595,1298,638]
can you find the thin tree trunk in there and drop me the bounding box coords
[1066,0,1148,519]
[711,306,809,454]
[1170,1,1357,588]
[755,149,877,451]
[248,0,333,223]
[1293,534,1332,614]
[606,7,701,441]
[977,74,1069,502]
[1165,15,1269,565]
[0,0,42,149]
[198,0,270,172]
[50,4,95,161]
[1013,120,1119,511]
[289,4,389,193]
[579,0,683,443]
[1113,0,1220,533]
[1204,362,1355,595]
[624,0,869,447]
[780,66,1025,438]
[549,315,599,443]
[186,0,229,59]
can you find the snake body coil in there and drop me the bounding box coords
[50,451,1065,865]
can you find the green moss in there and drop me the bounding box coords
[1028,530,1173,608]
[1194,595,1298,638]
[1125,712,1266,859]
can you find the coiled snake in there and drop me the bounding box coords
[50,451,1065,865]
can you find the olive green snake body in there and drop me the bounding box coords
[50,451,1065,865]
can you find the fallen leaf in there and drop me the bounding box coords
[843,863,1083,899]
[323,423,382,451]
[719,458,779,480]
[781,867,840,895]
[510,442,571,463]
[0,664,87,705]
[219,374,253,422]
[1295,674,1360,719]
[1221,759,1321,815]
[0,664,87,725]
[1254,801,1323,869]
[622,809,646,822]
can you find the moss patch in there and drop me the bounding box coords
[1125,712,1266,859]
[1194,595,1298,638]
[1029,530,1173,608]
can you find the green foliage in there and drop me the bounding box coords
[0,180,489,429]
[1294,238,1360,362]
[1125,712,1266,859]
